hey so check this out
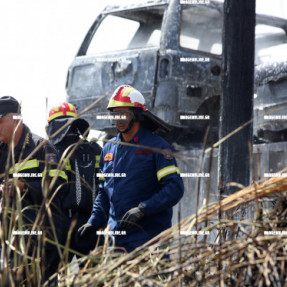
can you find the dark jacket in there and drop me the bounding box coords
[54,137,102,215]
[0,124,66,227]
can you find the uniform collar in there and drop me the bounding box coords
[116,126,146,144]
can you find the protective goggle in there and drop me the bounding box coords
[109,111,134,125]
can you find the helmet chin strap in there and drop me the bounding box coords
[118,117,136,134]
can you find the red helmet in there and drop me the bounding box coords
[48,102,78,123]
[107,85,147,111]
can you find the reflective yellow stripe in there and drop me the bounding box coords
[9,159,39,174]
[43,169,68,181]
[49,112,64,122]
[122,87,135,98]
[157,165,180,181]
[97,171,105,181]
[66,111,78,118]
[68,103,74,110]
[48,111,78,122]
[64,158,71,171]
[108,99,136,108]
[95,155,100,168]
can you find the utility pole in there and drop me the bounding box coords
[219,0,255,195]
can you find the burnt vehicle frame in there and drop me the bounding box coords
[66,0,287,147]
[66,0,287,218]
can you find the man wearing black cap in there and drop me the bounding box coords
[46,102,102,259]
[0,96,67,285]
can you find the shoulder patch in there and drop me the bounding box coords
[104,153,113,161]
[163,149,174,160]
[47,153,58,164]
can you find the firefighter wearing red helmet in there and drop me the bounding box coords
[77,85,184,252]
[46,102,102,259]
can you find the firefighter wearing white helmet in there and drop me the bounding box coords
[78,85,184,253]
[107,85,171,133]
[46,102,102,261]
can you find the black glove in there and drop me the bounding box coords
[76,223,97,241]
[120,204,145,230]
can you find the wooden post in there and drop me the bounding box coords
[219,0,255,195]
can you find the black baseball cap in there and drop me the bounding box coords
[0,96,21,118]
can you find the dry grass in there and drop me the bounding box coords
[2,96,287,286]
[55,175,287,287]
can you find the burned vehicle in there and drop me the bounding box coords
[66,0,287,147]
[66,0,287,219]
[254,61,287,143]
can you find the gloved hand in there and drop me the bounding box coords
[120,204,145,230]
[76,223,97,241]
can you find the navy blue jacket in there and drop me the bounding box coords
[0,124,66,226]
[88,126,184,246]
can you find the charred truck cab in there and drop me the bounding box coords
[66,0,287,218]
[66,0,287,146]
[66,0,224,145]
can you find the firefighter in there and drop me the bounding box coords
[46,102,102,258]
[0,96,67,284]
[77,85,184,252]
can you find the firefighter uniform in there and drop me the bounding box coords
[56,138,102,255]
[0,123,67,282]
[46,102,102,256]
[0,124,67,221]
[88,126,184,251]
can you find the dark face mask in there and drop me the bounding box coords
[46,117,89,145]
